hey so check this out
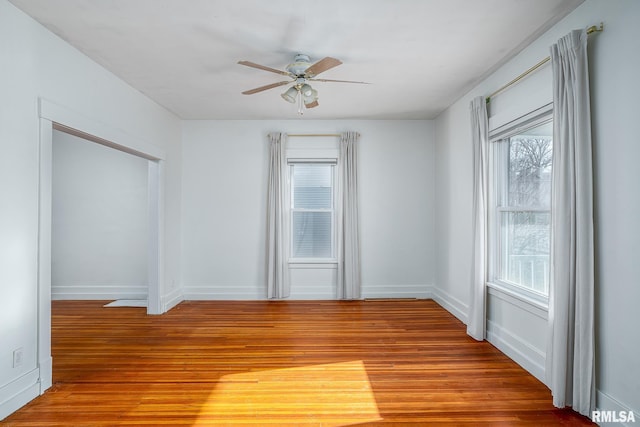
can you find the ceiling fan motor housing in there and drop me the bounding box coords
[286,54,312,76]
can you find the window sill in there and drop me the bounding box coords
[486,281,549,319]
[288,259,338,269]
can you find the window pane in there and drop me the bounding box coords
[292,211,332,258]
[492,116,552,297]
[500,211,550,294]
[508,123,552,209]
[292,164,332,209]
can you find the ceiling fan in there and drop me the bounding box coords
[238,54,368,114]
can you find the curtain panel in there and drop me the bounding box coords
[546,29,596,416]
[467,96,489,341]
[337,131,362,300]
[265,132,290,299]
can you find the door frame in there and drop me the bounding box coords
[37,99,166,393]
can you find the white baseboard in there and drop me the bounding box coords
[432,285,547,387]
[362,284,433,299]
[596,390,638,426]
[183,284,435,301]
[53,285,183,312]
[0,369,40,421]
[52,285,147,300]
[486,319,546,385]
[162,287,184,312]
[431,287,468,324]
[38,356,53,394]
[182,285,264,300]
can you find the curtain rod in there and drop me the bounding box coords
[486,23,603,104]
[287,133,342,137]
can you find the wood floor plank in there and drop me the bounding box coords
[3,300,595,426]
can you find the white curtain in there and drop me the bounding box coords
[265,132,290,299]
[546,29,595,416]
[467,96,489,341]
[337,131,361,300]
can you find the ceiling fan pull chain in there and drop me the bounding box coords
[297,91,304,115]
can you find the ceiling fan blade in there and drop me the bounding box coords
[242,81,291,95]
[238,60,291,76]
[308,78,370,84]
[304,57,342,77]
[305,100,319,109]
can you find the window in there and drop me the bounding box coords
[491,114,552,298]
[289,162,336,259]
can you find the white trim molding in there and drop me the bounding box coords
[0,369,40,421]
[487,282,548,318]
[183,285,265,300]
[162,287,184,312]
[486,319,546,384]
[431,287,469,324]
[39,99,165,161]
[51,285,148,301]
[362,284,433,300]
[38,357,52,394]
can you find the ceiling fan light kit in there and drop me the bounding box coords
[239,53,369,115]
[300,83,314,97]
[281,86,298,103]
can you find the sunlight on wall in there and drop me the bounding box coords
[195,360,381,425]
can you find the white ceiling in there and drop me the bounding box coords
[10,0,584,120]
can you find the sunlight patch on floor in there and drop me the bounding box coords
[195,360,382,425]
[103,299,147,308]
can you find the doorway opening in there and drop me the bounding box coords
[37,99,166,394]
[52,128,150,304]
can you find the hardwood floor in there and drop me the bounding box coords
[4,300,594,426]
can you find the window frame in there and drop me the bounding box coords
[287,160,338,264]
[488,105,553,306]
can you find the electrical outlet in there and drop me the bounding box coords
[13,348,24,368]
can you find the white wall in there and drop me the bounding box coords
[181,120,435,300]
[0,0,181,419]
[4,0,637,421]
[51,130,149,300]
[434,0,640,418]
